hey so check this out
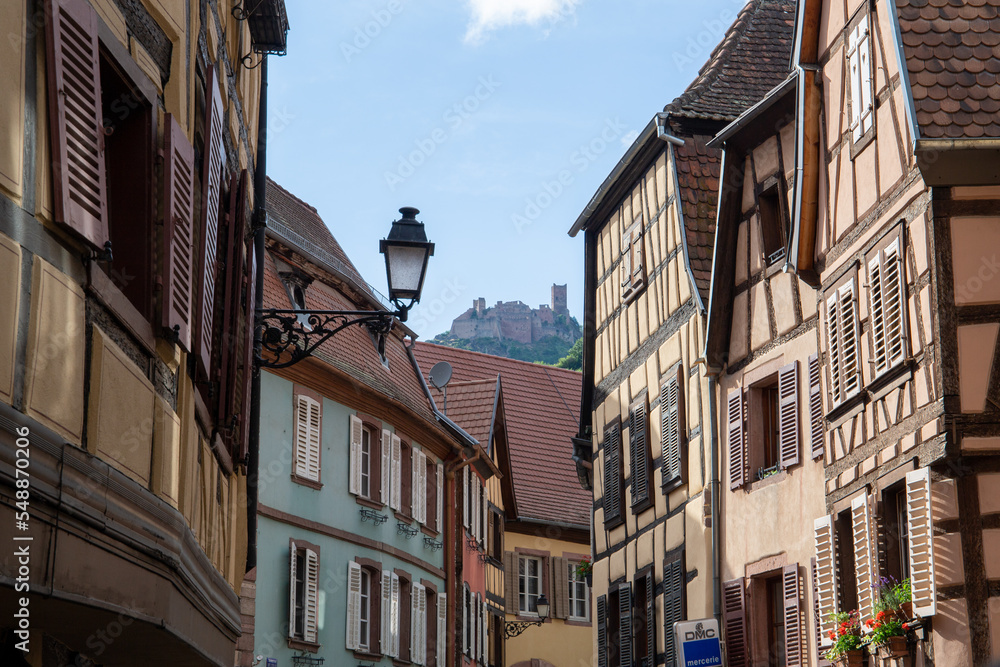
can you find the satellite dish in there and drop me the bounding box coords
[429,362,453,389]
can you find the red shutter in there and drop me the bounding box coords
[196,65,227,380]
[217,169,248,426]
[727,389,745,489]
[778,361,800,469]
[161,114,196,351]
[808,354,824,459]
[783,564,802,666]
[44,0,108,248]
[723,578,748,667]
[237,246,257,464]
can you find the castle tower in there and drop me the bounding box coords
[551,284,568,315]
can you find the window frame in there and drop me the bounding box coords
[756,175,789,268]
[633,565,655,667]
[621,214,646,302]
[288,538,321,652]
[518,555,544,617]
[865,224,909,383]
[567,560,591,622]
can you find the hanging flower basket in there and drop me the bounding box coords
[833,649,864,667]
[876,636,909,659]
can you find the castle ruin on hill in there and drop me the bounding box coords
[449,284,581,346]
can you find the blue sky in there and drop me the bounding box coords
[267,0,745,339]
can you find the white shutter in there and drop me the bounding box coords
[305,549,319,643]
[411,582,422,662]
[413,583,425,665]
[483,485,490,548]
[851,492,876,622]
[839,281,860,396]
[296,396,322,481]
[463,466,470,529]
[813,515,839,645]
[481,597,488,664]
[412,447,420,518]
[391,572,401,657]
[869,253,887,374]
[472,476,481,541]
[288,542,298,638]
[848,24,862,142]
[436,463,444,531]
[826,292,842,402]
[349,414,363,494]
[882,239,905,367]
[462,586,469,655]
[437,592,447,667]
[418,451,428,523]
[858,20,873,136]
[381,570,392,654]
[381,429,392,505]
[391,435,402,511]
[906,468,937,617]
[346,561,362,650]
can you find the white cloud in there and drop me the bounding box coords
[464,0,581,44]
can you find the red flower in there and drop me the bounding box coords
[865,619,873,627]
[876,610,887,621]
[829,631,836,640]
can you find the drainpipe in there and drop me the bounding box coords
[704,364,722,624]
[247,56,268,573]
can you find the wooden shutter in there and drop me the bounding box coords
[811,558,833,666]
[839,282,860,396]
[288,542,298,638]
[217,170,247,428]
[644,572,655,667]
[481,597,488,664]
[411,448,420,520]
[813,515,839,646]
[728,389,746,489]
[391,572,400,657]
[349,414,363,494]
[471,474,479,539]
[436,463,444,531]
[161,114,196,351]
[236,246,257,463]
[504,551,516,611]
[630,401,649,505]
[723,578,748,667]
[848,23,863,142]
[195,65,226,380]
[347,561,362,649]
[44,0,109,249]
[857,20,873,137]
[883,240,905,366]
[618,583,633,667]
[551,557,569,619]
[663,554,684,666]
[621,228,632,287]
[410,582,421,662]
[304,549,319,643]
[603,423,621,522]
[778,361,800,469]
[906,467,936,616]
[825,293,843,401]
[436,593,447,667]
[481,483,488,545]
[808,354,824,459]
[869,252,887,373]
[295,396,321,481]
[851,492,876,621]
[462,586,468,656]
[597,594,608,667]
[381,430,392,505]
[783,564,802,667]
[660,373,682,487]
[418,584,428,664]
[381,570,392,654]
[391,435,402,510]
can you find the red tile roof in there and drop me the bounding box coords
[413,342,590,529]
[442,379,499,449]
[896,0,1000,139]
[674,136,723,302]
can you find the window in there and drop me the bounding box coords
[294,392,322,486]
[662,552,685,666]
[634,568,655,667]
[568,563,590,621]
[730,361,801,489]
[847,7,874,147]
[489,509,503,561]
[519,556,543,614]
[757,379,781,475]
[490,611,504,666]
[360,569,372,651]
[765,575,786,666]
[602,420,624,527]
[867,231,907,377]
[426,456,438,532]
[600,583,632,667]
[350,416,385,501]
[399,575,412,659]
[361,428,371,498]
[400,440,413,517]
[723,567,801,667]
[824,275,861,405]
[758,179,788,266]
[463,585,472,656]
[348,560,383,655]
[621,215,645,300]
[629,396,652,511]
[289,540,319,647]
[883,484,910,583]
[660,366,686,491]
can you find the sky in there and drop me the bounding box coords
[267,0,747,339]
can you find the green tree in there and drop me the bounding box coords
[555,338,583,370]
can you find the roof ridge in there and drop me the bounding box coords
[415,342,582,377]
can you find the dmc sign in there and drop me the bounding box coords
[674,618,724,667]
[684,622,718,641]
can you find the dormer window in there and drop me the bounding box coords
[621,215,645,301]
[758,177,788,266]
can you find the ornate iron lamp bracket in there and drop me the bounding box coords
[257,308,396,370]
[504,619,543,639]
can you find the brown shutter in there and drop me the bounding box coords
[727,389,745,489]
[161,114,196,351]
[551,557,569,620]
[618,583,633,667]
[604,423,621,522]
[783,564,802,666]
[44,0,109,249]
[503,551,516,612]
[597,595,608,667]
[808,354,824,459]
[778,361,800,469]
[236,247,257,463]
[644,572,655,667]
[663,553,684,666]
[217,169,248,426]
[723,578,748,667]
[660,373,682,487]
[195,65,227,380]
[630,402,649,506]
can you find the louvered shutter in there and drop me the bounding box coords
[603,423,621,521]
[236,246,257,463]
[217,170,248,427]
[348,415,364,493]
[44,0,109,249]
[618,583,633,667]
[857,21,873,137]
[808,354,824,459]
[462,586,468,656]
[462,466,470,529]
[304,549,319,643]
[411,582,421,662]
[196,65,227,380]
[778,361,800,469]
[411,448,420,520]
[783,564,802,666]
[481,596,488,664]
[391,435,402,510]
[728,389,746,489]
[851,492,876,621]
[663,555,684,666]
[882,240,905,366]
[418,584,428,664]
[421,452,429,523]
[825,293,843,401]
[504,551,516,611]
[162,114,196,350]
[481,483,489,545]
[839,282,860,396]
[473,475,481,540]
[597,595,608,667]
[644,572,655,667]
[906,467,936,616]
[661,373,682,487]
[347,561,362,649]
[848,24,863,142]
[294,396,320,481]
[288,542,298,638]
[436,463,444,531]
[552,557,569,619]
[869,252,887,373]
[382,570,392,654]
[630,402,649,505]
[437,593,447,667]
[723,578,748,667]
[811,558,833,666]
[381,430,392,504]
[813,515,839,646]
[391,572,401,657]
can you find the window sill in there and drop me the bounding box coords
[287,638,320,653]
[867,359,914,401]
[86,259,157,356]
[355,496,385,509]
[826,391,866,428]
[564,618,593,627]
[631,496,654,515]
[850,128,876,160]
[393,659,412,667]
[661,476,684,495]
[354,650,383,661]
[623,281,647,306]
[748,469,787,492]
[603,515,624,531]
[394,511,414,523]
[291,474,322,490]
[421,525,439,537]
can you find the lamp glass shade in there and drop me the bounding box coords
[383,243,429,301]
[535,595,550,620]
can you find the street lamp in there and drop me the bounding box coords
[257,207,434,369]
[504,595,550,638]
